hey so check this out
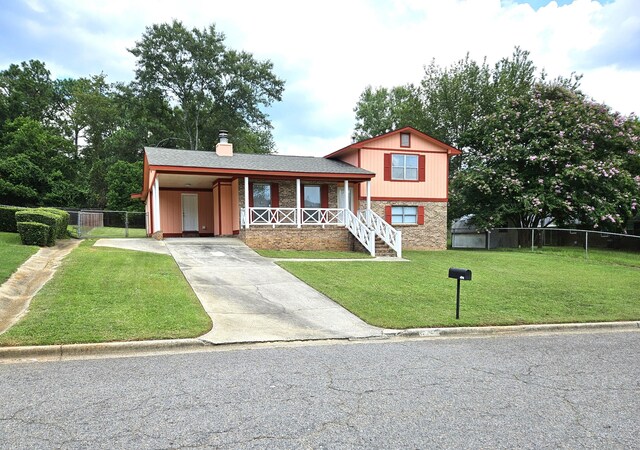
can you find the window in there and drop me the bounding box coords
[400,132,410,147]
[303,185,321,222]
[303,185,321,208]
[252,183,271,207]
[252,183,271,223]
[392,154,418,180]
[391,206,418,224]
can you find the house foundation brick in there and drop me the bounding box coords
[361,200,447,250]
[239,226,367,253]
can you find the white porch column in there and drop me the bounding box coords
[152,178,160,233]
[244,176,250,229]
[366,180,371,210]
[344,180,349,211]
[296,178,301,228]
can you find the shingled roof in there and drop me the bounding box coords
[145,147,373,176]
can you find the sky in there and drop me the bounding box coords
[0,0,638,156]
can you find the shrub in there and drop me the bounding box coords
[39,208,70,239]
[17,222,50,246]
[15,209,61,246]
[0,206,27,232]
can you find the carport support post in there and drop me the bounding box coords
[244,177,250,229]
[152,178,160,233]
[125,211,129,238]
[585,230,589,260]
[344,180,349,220]
[296,178,301,228]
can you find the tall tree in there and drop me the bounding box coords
[129,20,285,152]
[353,85,425,141]
[450,83,640,232]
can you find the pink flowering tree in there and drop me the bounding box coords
[451,83,640,232]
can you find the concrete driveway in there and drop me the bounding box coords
[164,238,380,344]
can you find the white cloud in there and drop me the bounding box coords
[8,0,639,155]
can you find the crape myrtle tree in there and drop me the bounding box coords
[130,20,285,153]
[451,83,640,232]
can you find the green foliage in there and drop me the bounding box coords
[16,221,50,246]
[15,209,60,246]
[130,20,284,153]
[452,84,640,232]
[353,85,425,141]
[105,160,145,211]
[38,207,70,238]
[0,205,26,232]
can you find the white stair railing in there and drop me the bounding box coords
[358,209,402,258]
[345,209,376,256]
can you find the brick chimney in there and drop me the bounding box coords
[215,130,233,156]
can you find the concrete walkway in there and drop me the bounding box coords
[0,240,81,334]
[163,238,381,344]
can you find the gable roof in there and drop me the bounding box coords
[324,126,462,159]
[145,147,374,177]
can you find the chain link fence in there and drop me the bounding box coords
[65,209,147,239]
[452,226,640,259]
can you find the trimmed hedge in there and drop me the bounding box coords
[17,222,50,246]
[15,209,61,246]
[39,208,70,239]
[0,206,27,232]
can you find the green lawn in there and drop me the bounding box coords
[0,241,211,346]
[278,249,640,328]
[255,249,373,259]
[0,232,38,285]
[68,226,147,239]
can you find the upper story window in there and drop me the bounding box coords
[392,154,418,180]
[400,132,411,148]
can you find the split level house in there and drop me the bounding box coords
[133,127,461,257]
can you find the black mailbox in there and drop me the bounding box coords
[448,267,472,281]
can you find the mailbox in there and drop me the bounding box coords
[448,268,472,281]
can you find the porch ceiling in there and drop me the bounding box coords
[157,173,219,189]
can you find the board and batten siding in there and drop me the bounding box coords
[358,149,448,199]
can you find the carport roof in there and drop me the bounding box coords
[145,147,374,176]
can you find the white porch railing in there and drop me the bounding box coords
[241,207,345,228]
[359,209,402,258]
[344,209,376,256]
[240,207,400,257]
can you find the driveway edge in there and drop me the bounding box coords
[383,320,640,338]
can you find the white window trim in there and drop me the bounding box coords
[391,206,418,225]
[391,154,419,181]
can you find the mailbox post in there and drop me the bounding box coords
[448,268,472,319]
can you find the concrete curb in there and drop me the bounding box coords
[2,321,639,362]
[0,338,210,362]
[383,321,640,338]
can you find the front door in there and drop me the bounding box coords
[182,194,199,232]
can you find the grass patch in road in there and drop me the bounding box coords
[0,241,211,346]
[255,249,372,259]
[0,232,38,285]
[278,249,640,329]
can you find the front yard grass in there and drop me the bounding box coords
[255,249,373,259]
[0,232,38,285]
[68,226,147,239]
[0,241,211,346]
[278,249,640,328]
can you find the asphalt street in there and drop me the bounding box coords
[1,331,639,449]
